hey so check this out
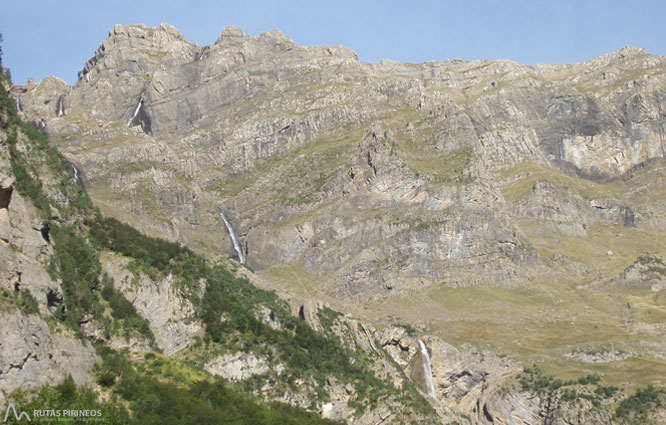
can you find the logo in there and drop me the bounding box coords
[3,404,30,422]
[3,404,102,423]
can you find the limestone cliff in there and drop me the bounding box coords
[8,24,666,424]
[14,25,666,302]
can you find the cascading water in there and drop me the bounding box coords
[198,47,208,61]
[127,98,143,127]
[71,164,79,183]
[57,95,65,117]
[14,97,21,113]
[418,339,437,399]
[220,211,245,264]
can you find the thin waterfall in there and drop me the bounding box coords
[198,47,208,61]
[71,164,79,183]
[220,211,245,264]
[418,340,437,399]
[57,95,65,117]
[127,98,143,127]
[14,97,21,113]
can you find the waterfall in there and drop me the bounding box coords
[71,164,79,183]
[57,95,65,117]
[127,98,143,127]
[14,97,21,113]
[220,211,245,264]
[198,47,208,61]
[418,340,437,399]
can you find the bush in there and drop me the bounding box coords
[15,289,40,315]
[49,225,102,329]
[100,275,155,344]
[615,385,665,423]
[577,374,601,385]
[6,374,130,425]
[88,215,205,291]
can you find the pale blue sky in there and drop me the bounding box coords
[2,0,664,85]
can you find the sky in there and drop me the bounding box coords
[1,0,665,86]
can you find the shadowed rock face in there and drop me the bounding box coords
[13,25,666,302]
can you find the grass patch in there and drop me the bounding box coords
[403,146,475,184]
[500,161,615,201]
[516,220,666,279]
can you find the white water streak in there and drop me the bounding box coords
[220,211,245,264]
[71,164,79,183]
[57,96,65,117]
[418,340,437,399]
[14,97,21,112]
[127,99,143,127]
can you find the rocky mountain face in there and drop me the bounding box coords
[13,24,666,299]
[7,23,666,424]
[0,102,97,407]
[1,75,439,424]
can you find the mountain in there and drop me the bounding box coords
[4,23,666,424]
[0,69,434,424]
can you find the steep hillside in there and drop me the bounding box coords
[0,70,439,424]
[7,24,666,424]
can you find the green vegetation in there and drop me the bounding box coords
[519,366,567,394]
[500,161,614,202]
[7,367,340,425]
[44,222,156,343]
[88,215,206,289]
[634,253,666,277]
[519,367,666,423]
[394,322,418,337]
[5,375,130,425]
[117,376,340,425]
[93,346,342,425]
[49,224,103,327]
[0,288,41,315]
[615,385,665,424]
[85,207,429,415]
[5,113,91,218]
[518,368,620,410]
[404,146,475,185]
[15,288,40,315]
[100,273,155,345]
[0,32,10,81]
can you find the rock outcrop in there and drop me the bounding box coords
[0,310,98,406]
[100,251,203,355]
